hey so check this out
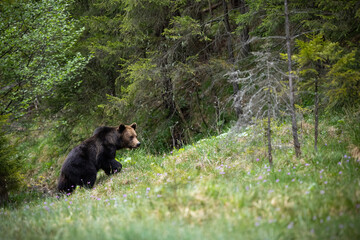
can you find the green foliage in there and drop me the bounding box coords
[0,116,22,204]
[326,50,360,108]
[0,0,90,118]
[294,34,360,109]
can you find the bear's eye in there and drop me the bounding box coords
[130,136,134,140]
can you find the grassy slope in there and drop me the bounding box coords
[1,122,360,240]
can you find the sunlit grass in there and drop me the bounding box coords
[1,121,360,239]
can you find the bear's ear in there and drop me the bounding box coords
[130,123,137,130]
[118,124,126,133]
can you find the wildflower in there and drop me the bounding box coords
[278,169,281,172]
[324,181,328,184]
[344,154,347,158]
[44,202,47,205]
[320,190,325,194]
[258,176,263,180]
[287,172,290,175]
[146,187,151,191]
[339,171,342,174]
[285,185,288,188]
[305,191,310,194]
[267,168,270,172]
[325,143,327,146]
[276,179,279,183]
[220,172,225,174]
[268,189,274,193]
[293,166,296,169]
[123,194,127,198]
[287,222,294,229]
[320,175,323,179]
[305,163,310,166]
[338,162,342,165]
[263,180,267,183]
[256,158,259,162]
[157,194,162,198]
[255,222,260,226]
[292,178,295,182]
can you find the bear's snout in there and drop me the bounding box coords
[136,142,141,148]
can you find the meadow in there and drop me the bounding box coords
[1,121,359,240]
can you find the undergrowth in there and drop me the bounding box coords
[1,119,359,240]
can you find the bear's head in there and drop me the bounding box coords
[117,123,141,149]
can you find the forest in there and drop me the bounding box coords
[1,0,360,239]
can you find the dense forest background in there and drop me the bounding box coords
[1,0,360,200]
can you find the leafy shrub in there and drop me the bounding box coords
[0,116,22,204]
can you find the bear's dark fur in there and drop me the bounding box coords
[57,123,140,193]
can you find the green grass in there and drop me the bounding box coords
[1,121,360,239]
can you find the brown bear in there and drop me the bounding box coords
[57,123,140,193]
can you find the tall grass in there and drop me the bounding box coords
[1,120,359,239]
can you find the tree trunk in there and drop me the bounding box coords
[222,0,242,117]
[267,63,273,166]
[314,75,319,152]
[239,0,250,57]
[284,0,301,157]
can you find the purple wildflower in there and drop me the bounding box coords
[287,222,294,229]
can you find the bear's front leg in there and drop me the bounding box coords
[110,158,122,174]
[102,159,122,175]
